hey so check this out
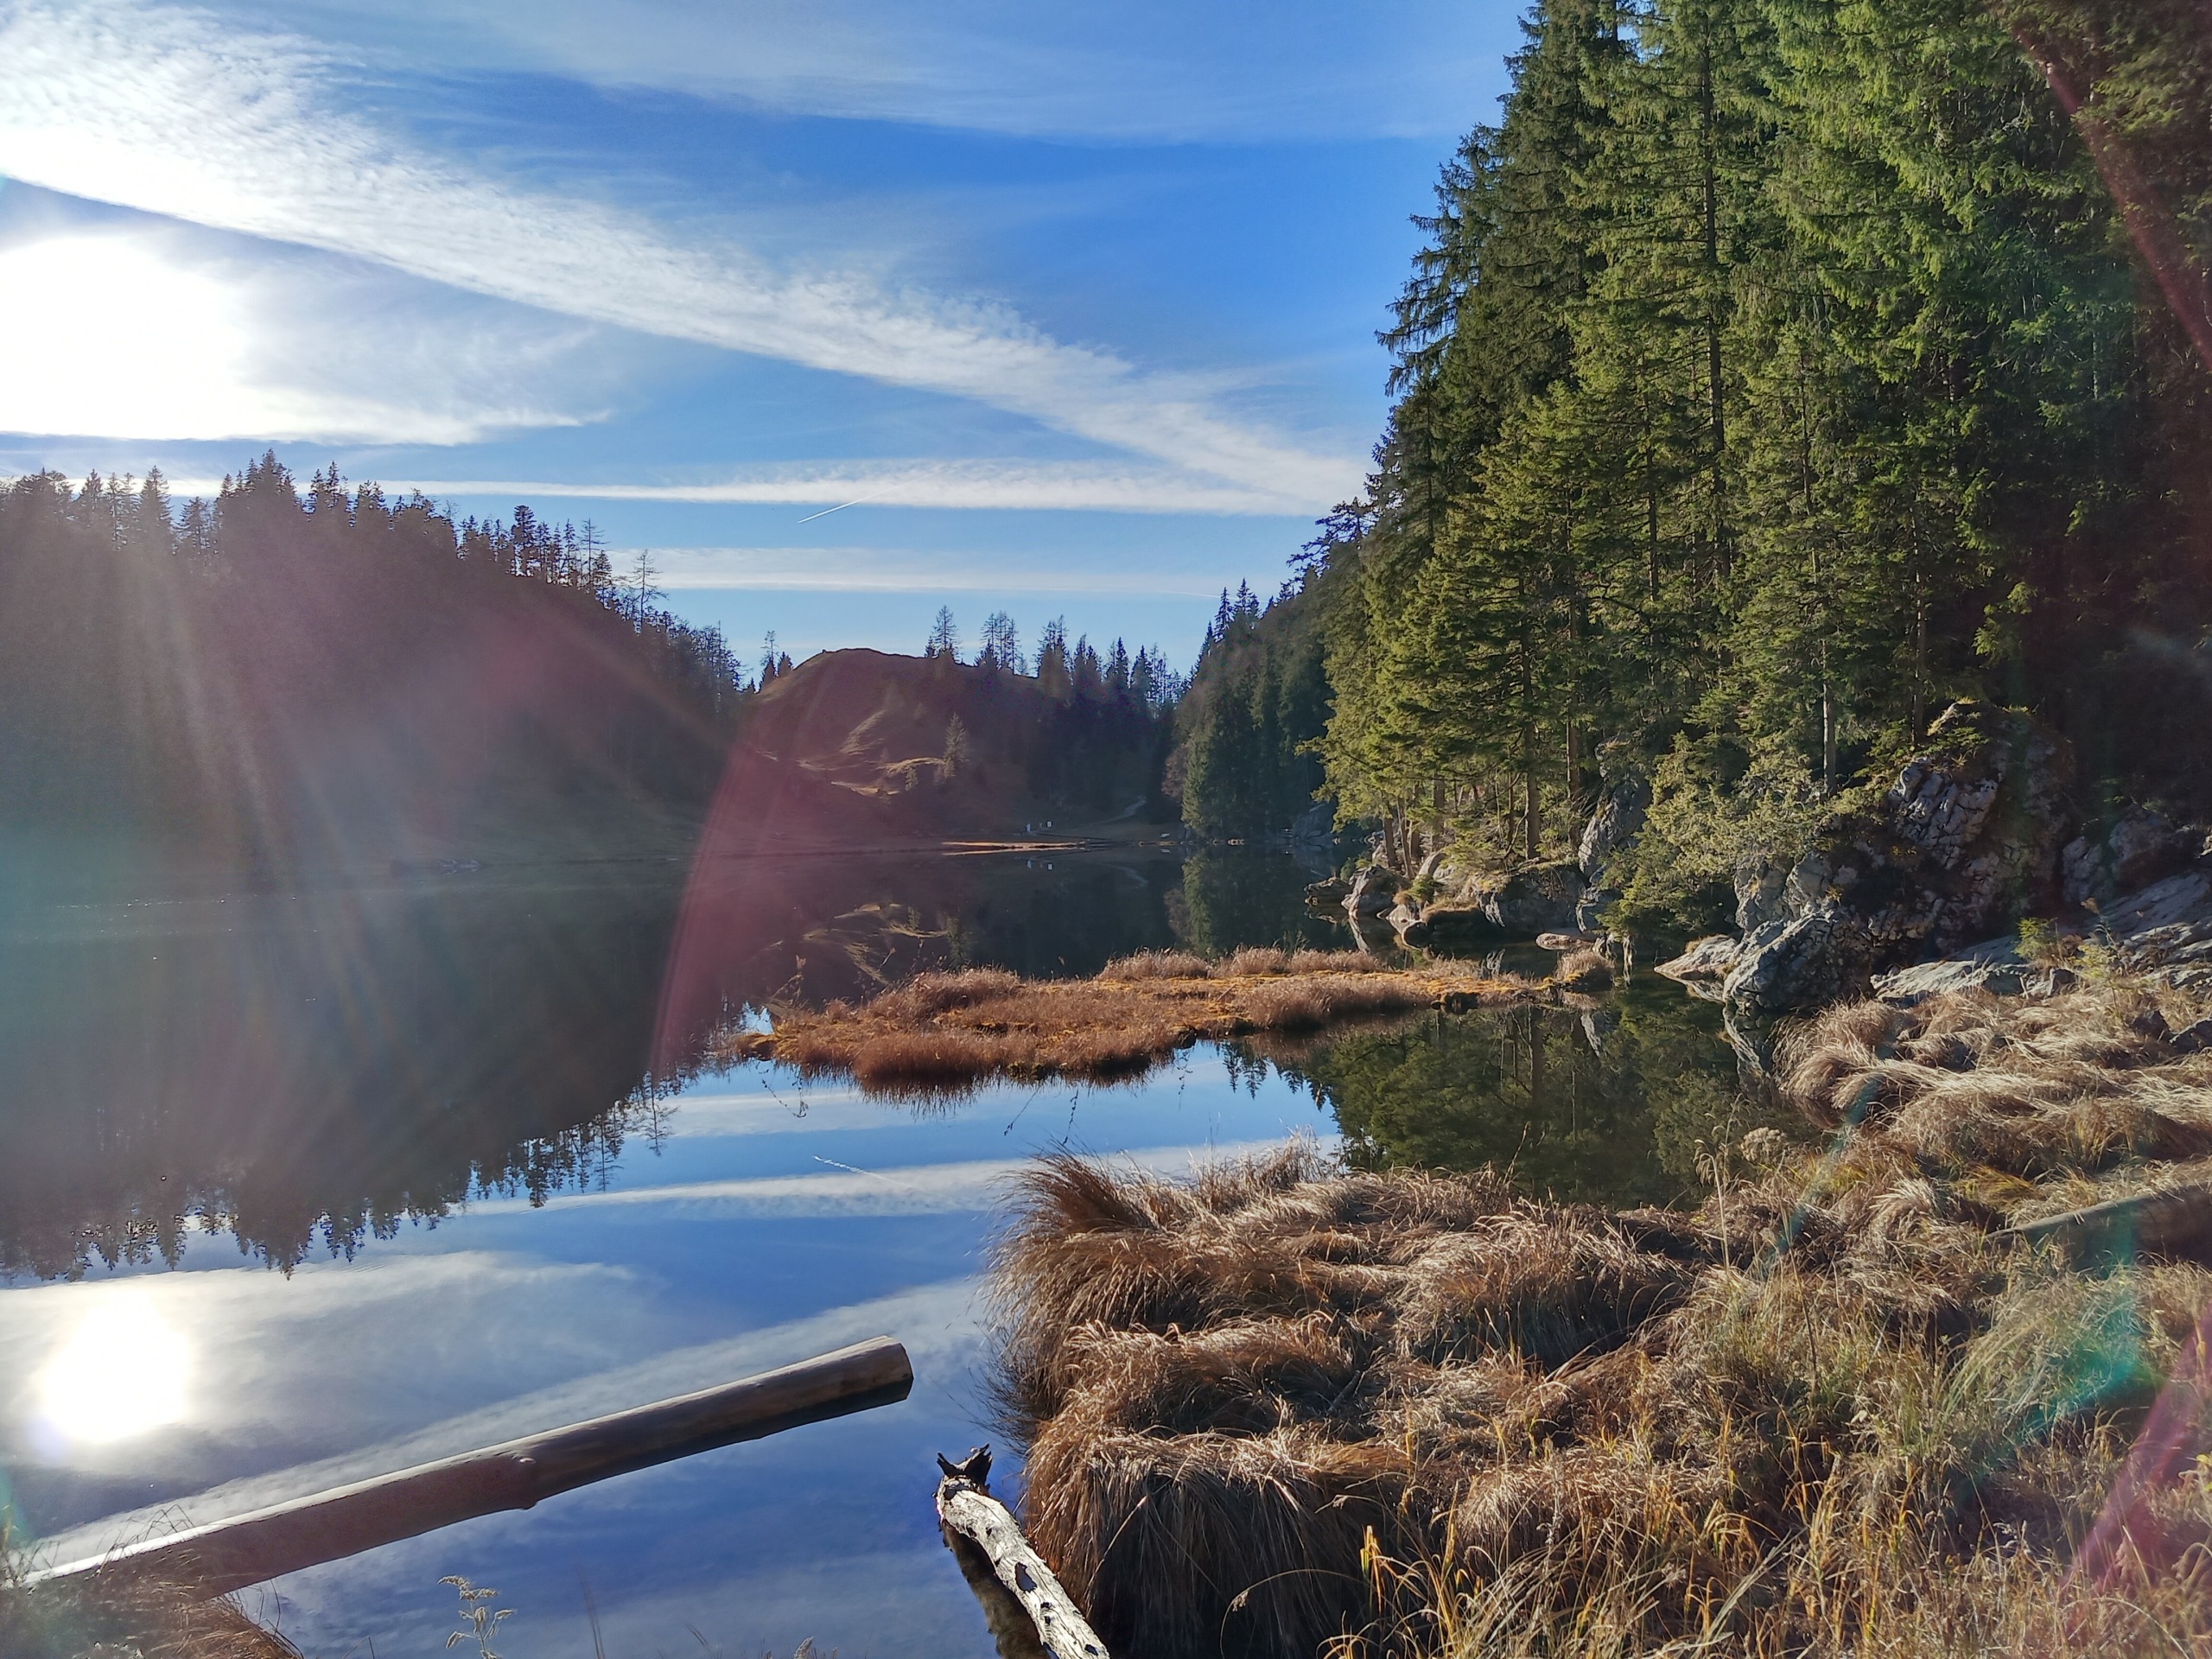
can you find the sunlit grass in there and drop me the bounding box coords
[1,1527,299,1659]
[715,957,1537,1096]
[986,980,2212,1657]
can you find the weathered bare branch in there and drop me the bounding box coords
[935,1447,1109,1659]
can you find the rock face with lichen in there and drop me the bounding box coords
[2108,869,2212,994]
[1723,905,1869,1014]
[1470,857,1586,937]
[1579,771,1651,887]
[1343,863,1401,918]
[1827,700,2073,957]
[1575,769,1649,932]
[1670,702,2078,1015]
[2061,807,2198,908]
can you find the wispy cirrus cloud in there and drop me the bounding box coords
[460,1140,1293,1221]
[0,0,1362,508]
[383,459,1314,518]
[0,219,606,442]
[252,0,1509,145]
[631,547,1228,597]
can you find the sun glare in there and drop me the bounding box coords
[0,230,263,442]
[35,1296,194,1446]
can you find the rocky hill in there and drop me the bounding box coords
[696,648,1174,852]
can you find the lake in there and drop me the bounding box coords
[0,846,1745,1656]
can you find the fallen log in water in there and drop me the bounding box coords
[36,1336,913,1599]
[935,1447,1108,1659]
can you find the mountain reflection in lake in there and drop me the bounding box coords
[0,847,1751,1656]
[0,848,1219,1279]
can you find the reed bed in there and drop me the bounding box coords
[989,981,2212,1658]
[720,959,1523,1095]
[1100,947,1395,982]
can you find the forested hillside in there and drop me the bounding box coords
[1171,581,1332,839]
[1181,0,2212,912]
[0,455,747,873]
[733,641,1180,831]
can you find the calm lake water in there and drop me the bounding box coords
[0,846,1742,1656]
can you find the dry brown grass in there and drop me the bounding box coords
[988,982,2212,1659]
[0,1561,301,1659]
[1778,982,2212,1225]
[720,961,1522,1095]
[1099,949,1211,980]
[1554,947,1614,992]
[1099,946,1391,981]
[1215,944,1295,977]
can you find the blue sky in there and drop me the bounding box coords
[0,0,1522,668]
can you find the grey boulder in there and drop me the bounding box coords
[2062,807,2194,907]
[1872,938,2079,1005]
[1344,864,1402,918]
[1655,935,1742,1001]
[1723,906,1872,1017]
[1471,858,1586,938]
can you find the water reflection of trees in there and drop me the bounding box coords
[1271,982,1760,1209]
[657,849,1187,1034]
[1170,849,1343,958]
[0,875,690,1280]
[0,851,1202,1280]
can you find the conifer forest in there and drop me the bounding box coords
[0,455,747,864]
[1175,0,2212,925]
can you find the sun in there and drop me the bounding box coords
[35,1295,194,1446]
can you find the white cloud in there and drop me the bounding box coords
[655,1087,882,1137]
[391,459,1315,518]
[461,1139,1299,1221]
[0,0,1363,506]
[0,222,601,441]
[252,0,1510,145]
[638,545,1225,595]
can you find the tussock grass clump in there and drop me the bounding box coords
[1780,983,2212,1224]
[727,960,1510,1095]
[1099,949,1210,981]
[0,1565,299,1659]
[1554,947,1614,992]
[990,982,2212,1659]
[1099,946,1388,981]
[1217,944,1293,976]
[1285,949,1390,976]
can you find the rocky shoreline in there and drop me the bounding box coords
[1650,706,2212,1020]
[1321,699,2212,1036]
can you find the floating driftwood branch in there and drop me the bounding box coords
[935,1447,1108,1659]
[39,1337,913,1599]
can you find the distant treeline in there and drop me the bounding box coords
[1175,0,2212,874]
[0,454,747,867]
[1171,582,1330,840]
[926,606,1185,817]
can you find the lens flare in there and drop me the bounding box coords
[35,1296,193,1446]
